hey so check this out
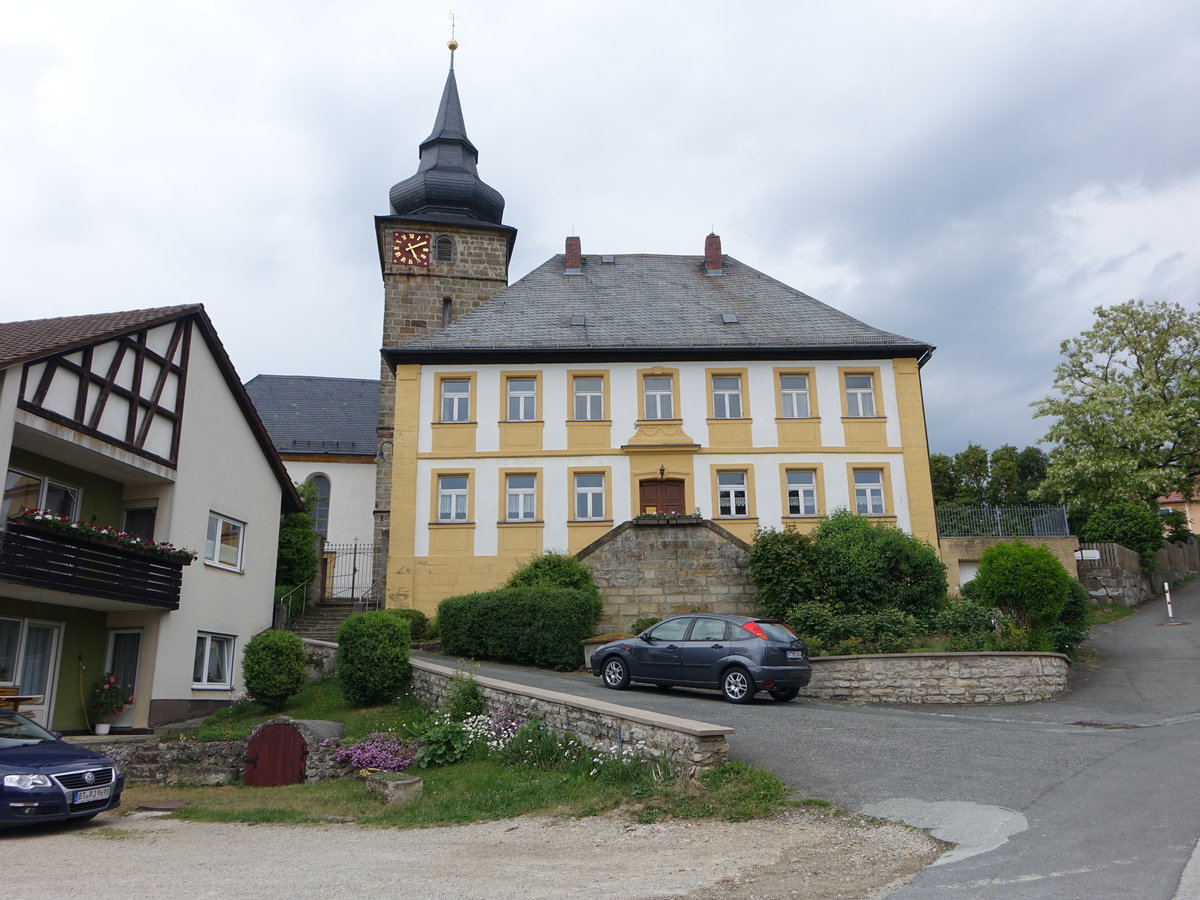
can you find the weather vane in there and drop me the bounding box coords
[448,10,459,52]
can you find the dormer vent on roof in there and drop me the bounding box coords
[564,236,582,274]
[705,233,724,276]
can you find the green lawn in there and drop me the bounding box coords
[131,678,796,828]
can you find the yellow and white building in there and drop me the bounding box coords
[374,57,937,615]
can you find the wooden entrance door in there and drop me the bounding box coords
[244,724,307,786]
[639,479,685,515]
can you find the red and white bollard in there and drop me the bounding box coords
[1165,582,1174,619]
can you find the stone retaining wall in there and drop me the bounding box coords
[410,657,732,777]
[578,520,758,633]
[86,718,348,786]
[802,652,1069,704]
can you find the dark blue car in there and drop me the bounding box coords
[0,710,124,827]
[590,613,813,703]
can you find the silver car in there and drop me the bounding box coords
[589,613,812,703]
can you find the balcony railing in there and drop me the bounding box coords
[935,505,1070,538]
[0,522,185,609]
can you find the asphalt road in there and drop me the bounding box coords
[450,578,1200,899]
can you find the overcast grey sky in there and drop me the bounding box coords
[3,1,1198,455]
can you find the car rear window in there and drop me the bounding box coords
[743,620,798,642]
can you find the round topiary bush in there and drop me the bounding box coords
[962,540,1071,638]
[336,611,411,706]
[242,629,307,711]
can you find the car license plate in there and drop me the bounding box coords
[786,650,804,660]
[73,786,112,804]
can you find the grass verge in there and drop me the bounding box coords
[134,678,798,829]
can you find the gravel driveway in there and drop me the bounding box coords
[3,806,941,899]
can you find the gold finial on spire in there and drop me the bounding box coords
[447,10,458,52]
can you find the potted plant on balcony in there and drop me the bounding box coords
[87,672,134,735]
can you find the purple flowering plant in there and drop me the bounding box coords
[322,732,417,772]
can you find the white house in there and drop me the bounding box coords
[0,305,301,730]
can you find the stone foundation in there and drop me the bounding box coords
[803,652,1069,704]
[410,657,732,777]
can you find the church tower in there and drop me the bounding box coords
[373,42,516,582]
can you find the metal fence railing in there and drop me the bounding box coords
[935,505,1070,538]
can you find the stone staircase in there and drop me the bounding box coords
[288,599,361,642]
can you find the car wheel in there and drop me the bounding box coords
[721,667,755,704]
[601,656,631,690]
[768,685,800,702]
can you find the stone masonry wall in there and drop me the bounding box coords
[578,520,758,633]
[410,657,732,777]
[374,223,512,588]
[802,652,1069,704]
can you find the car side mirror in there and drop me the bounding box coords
[638,633,653,643]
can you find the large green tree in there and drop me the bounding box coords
[1034,299,1200,515]
[929,444,1049,506]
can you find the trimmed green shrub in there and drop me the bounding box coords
[1079,501,1164,571]
[631,616,661,634]
[241,630,306,711]
[505,552,601,598]
[931,598,997,636]
[1162,510,1193,544]
[746,527,818,619]
[961,540,1071,632]
[785,603,922,656]
[336,611,411,706]
[384,608,431,642]
[1050,578,1092,656]
[438,586,603,670]
[748,512,947,621]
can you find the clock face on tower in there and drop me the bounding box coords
[392,232,431,267]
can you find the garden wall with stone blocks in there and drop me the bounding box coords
[803,652,1069,704]
[410,657,732,777]
[578,519,758,633]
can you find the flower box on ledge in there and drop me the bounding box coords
[631,515,706,526]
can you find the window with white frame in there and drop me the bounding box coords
[193,632,234,688]
[440,379,470,422]
[786,470,818,516]
[711,375,743,418]
[854,469,886,515]
[717,471,749,517]
[844,374,876,417]
[507,378,536,421]
[574,473,605,520]
[205,513,245,570]
[643,376,674,419]
[437,475,469,521]
[2,468,80,520]
[505,474,537,521]
[572,377,604,420]
[779,374,811,418]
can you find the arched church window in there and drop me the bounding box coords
[308,474,331,538]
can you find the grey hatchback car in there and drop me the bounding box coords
[590,613,812,703]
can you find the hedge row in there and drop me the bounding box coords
[437,586,603,671]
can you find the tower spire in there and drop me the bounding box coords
[387,38,505,225]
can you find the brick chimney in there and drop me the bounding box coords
[564,236,582,274]
[704,233,723,276]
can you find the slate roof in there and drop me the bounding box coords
[388,64,506,225]
[385,253,934,365]
[244,375,380,457]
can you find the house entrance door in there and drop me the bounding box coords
[105,630,142,728]
[639,479,685,515]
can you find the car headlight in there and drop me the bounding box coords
[4,773,53,790]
